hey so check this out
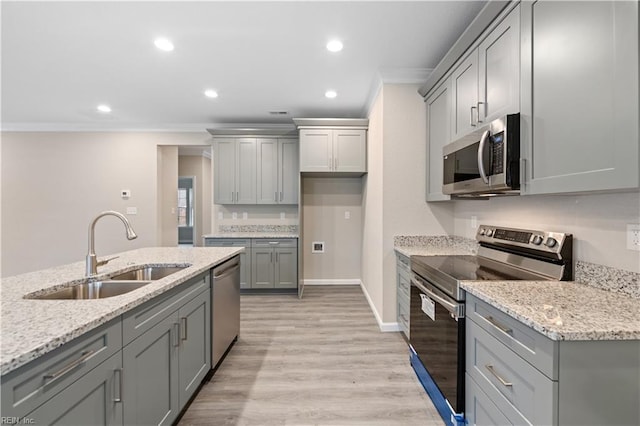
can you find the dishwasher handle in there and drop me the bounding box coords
[214,262,240,280]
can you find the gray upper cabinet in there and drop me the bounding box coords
[425,77,452,202]
[298,127,367,173]
[520,0,639,194]
[477,4,520,124]
[213,137,257,204]
[451,51,479,140]
[256,138,299,204]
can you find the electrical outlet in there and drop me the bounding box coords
[280,212,285,220]
[312,242,325,253]
[218,212,223,220]
[232,212,237,220]
[471,215,477,229]
[627,224,640,251]
[242,212,248,220]
[345,211,351,219]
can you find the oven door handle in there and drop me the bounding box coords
[411,278,463,318]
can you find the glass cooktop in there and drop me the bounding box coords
[411,255,547,282]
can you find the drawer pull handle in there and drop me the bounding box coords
[269,241,279,245]
[44,349,96,382]
[485,316,513,334]
[485,364,513,387]
[114,368,123,403]
[173,323,181,347]
[181,317,188,341]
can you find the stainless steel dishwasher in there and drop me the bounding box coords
[211,255,240,370]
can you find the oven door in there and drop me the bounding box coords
[409,275,465,414]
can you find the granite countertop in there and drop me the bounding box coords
[393,235,640,342]
[462,281,640,341]
[0,246,243,375]
[203,232,299,239]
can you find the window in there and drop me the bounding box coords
[177,187,193,227]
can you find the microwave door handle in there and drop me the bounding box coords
[477,129,490,184]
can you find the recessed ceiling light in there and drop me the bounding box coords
[204,89,219,98]
[326,39,343,52]
[154,38,174,52]
[325,90,337,99]
[97,104,111,113]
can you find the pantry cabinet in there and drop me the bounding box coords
[520,0,639,194]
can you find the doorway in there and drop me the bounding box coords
[178,176,195,246]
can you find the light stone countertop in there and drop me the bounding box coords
[203,232,299,239]
[0,246,243,375]
[394,235,640,342]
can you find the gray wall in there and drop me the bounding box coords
[1,131,211,277]
[302,177,363,281]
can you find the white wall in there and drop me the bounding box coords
[453,192,640,273]
[1,131,212,277]
[362,84,454,325]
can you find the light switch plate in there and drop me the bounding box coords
[344,211,351,219]
[471,215,477,229]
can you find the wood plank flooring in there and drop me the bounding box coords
[179,286,444,426]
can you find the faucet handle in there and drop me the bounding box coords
[97,256,119,267]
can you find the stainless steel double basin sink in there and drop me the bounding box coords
[27,266,189,300]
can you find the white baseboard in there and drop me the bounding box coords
[303,279,362,286]
[359,281,402,333]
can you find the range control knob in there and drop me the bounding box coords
[485,229,494,237]
[532,235,543,245]
[545,237,558,248]
[479,228,486,236]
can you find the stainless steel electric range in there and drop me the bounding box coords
[409,225,573,426]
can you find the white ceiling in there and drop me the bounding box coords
[1,1,485,131]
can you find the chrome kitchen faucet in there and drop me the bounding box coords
[86,211,137,276]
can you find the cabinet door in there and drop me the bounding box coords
[274,247,297,289]
[425,78,452,202]
[213,138,236,204]
[333,129,366,172]
[239,250,251,289]
[256,138,279,204]
[451,51,479,140]
[251,247,275,288]
[279,139,299,204]
[123,313,180,426]
[299,129,333,172]
[236,138,257,204]
[26,353,123,426]
[478,4,520,124]
[521,0,639,194]
[178,289,211,409]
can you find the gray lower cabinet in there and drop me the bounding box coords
[251,239,298,289]
[395,253,410,338]
[122,275,211,426]
[204,238,251,289]
[26,352,123,426]
[465,293,640,425]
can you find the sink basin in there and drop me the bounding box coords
[28,280,152,300]
[108,265,188,281]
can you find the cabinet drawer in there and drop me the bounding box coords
[466,293,557,379]
[122,273,209,345]
[1,318,122,418]
[465,373,511,426]
[252,238,297,248]
[467,318,557,425]
[397,272,410,303]
[396,253,410,273]
[204,238,250,247]
[397,303,409,336]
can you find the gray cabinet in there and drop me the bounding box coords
[395,253,410,338]
[122,273,211,426]
[298,128,367,173]
[26,352,123,426]
[1,319,122,420]
[213,137,257,204]
[251,239,298,289]
[520,0,639,195]
[425,77,452,202]
[466,293,640,425]
[257,138,299,204]
[451,51,479,140]
[204,238,251,289]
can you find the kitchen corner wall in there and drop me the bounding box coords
[0,131,212,277]
[362,83,454,326]
[453,192,640,273]
[178,154,212,246]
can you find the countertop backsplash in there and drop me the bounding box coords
[218,224,298,233]
[575,261,640,299]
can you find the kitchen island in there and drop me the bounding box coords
[1,246,242,425]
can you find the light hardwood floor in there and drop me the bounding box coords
[179,285,444,426]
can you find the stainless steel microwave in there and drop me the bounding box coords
[442,113,520,196]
